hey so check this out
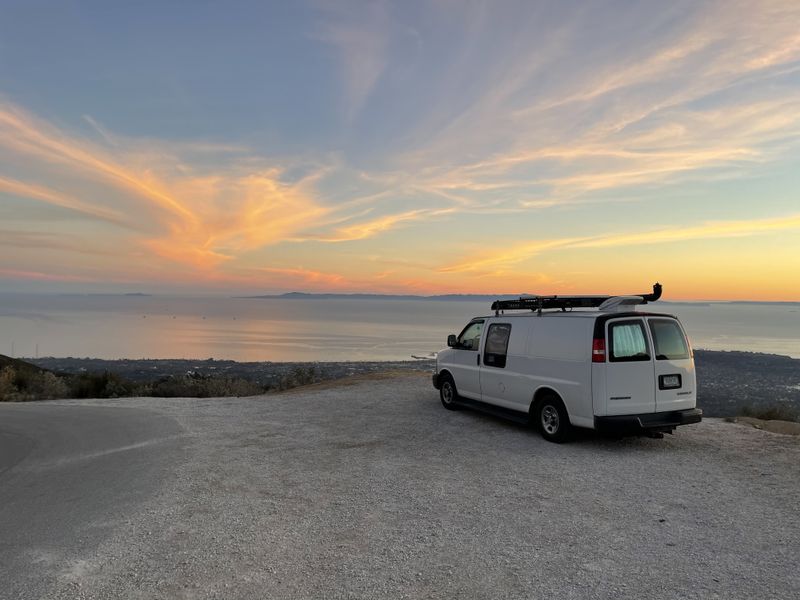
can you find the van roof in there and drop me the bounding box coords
[472,310,679,321]
[489,283,663,313]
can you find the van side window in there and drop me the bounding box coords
[483,323,511,368]
[609,321,650,362]
[649,319,690,360]
[457,320,484,351]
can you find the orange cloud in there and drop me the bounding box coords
[0,102,336,274]
[254,266,347,287]
[0,105,196,221]
[0,175,131,227]
[439,212,800,274]
[317,208,455,242]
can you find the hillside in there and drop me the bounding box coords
[0,354,50,376]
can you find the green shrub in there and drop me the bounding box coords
[0,366,18,401]
[274,366,319,391]
[28,372,70,400]
[739,404,800,422]
[149,373,264,398]
[0,366,70,401]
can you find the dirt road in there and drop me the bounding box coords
[2,373,798,599]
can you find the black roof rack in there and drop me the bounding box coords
[490,282,662,314]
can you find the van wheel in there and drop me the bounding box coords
[536,395,570,443]
[439,374,460,410]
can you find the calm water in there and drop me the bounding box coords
[0,294,798,361]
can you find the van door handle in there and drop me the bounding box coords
[477,354,481,366]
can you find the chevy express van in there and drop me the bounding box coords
[432,284,702,442]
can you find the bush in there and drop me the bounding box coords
[1,363,266,401]
[149,373,264,398]
[29,372,70,400]
[0,366,18,401]
[274,366,319,391]
[739,404,800,422]
[0,366,70,401]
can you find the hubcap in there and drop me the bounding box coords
[442,382,454,403]
[541,405,559,434]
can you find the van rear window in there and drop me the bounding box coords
[609,321,650,362]
[648,319,690,360]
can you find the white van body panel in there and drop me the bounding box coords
[522,317,594,426]
[442,318,485,400]
[447,348,481,400]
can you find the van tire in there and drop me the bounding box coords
[439,374,460,410]
[535,395,571,443]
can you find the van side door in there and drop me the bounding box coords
[646,317,696,412]
[603,318,656,415]
[478,322,518,410]
[442,319,484,400]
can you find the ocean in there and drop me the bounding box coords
[0,294,798,361]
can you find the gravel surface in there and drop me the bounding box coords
[7,373,800,599]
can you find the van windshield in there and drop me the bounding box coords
[457,321,484,350]
[649,319,690,360]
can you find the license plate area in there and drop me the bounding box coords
[659,374,682,390]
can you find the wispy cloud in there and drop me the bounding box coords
[251,266,347,287]
[0,101,336,272]
[313,0,392,121]
[0,105,196,221]
[440,212,800,274]
[314,208,455,242]
[387,0,800,209]
[0,175,132,227]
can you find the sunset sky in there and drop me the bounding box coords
[1,0,799,300]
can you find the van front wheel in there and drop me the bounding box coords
[536,395,570,443]
[439,374,460,411]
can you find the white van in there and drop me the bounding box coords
[432,284,702,442]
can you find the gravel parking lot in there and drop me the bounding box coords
[5,372,800,599]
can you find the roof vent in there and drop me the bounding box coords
[598,295,645,312]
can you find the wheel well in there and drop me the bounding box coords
[438,369,453,381]
[529,387,569,421]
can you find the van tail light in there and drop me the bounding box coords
[592,338,606,363]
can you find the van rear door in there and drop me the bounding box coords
[603,318,656,415]
[646,317,696,412]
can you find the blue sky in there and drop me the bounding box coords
[1,0,799,298]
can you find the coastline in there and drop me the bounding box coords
[24,349,800,419]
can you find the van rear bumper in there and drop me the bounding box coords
[594,408,702,433]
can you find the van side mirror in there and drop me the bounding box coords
[447,334,458,347]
